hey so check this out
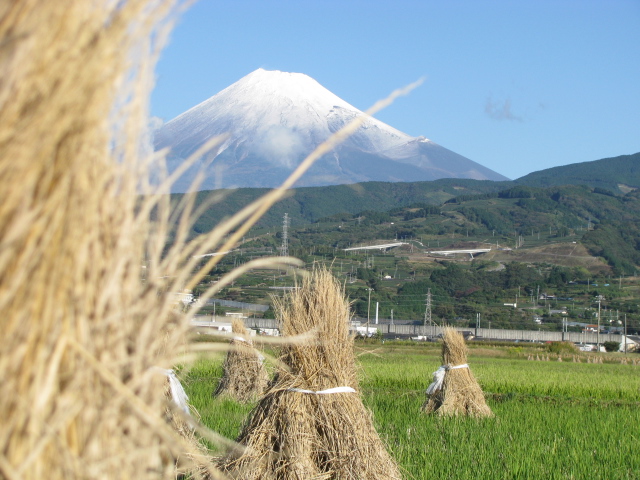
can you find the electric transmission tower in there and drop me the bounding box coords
[280,213,289,257]
[423,288,432,327]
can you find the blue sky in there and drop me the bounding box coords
[151,0,640,180]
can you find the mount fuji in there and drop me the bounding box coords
[154,69,508,192]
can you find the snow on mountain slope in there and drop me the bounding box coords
[154,69,508,191]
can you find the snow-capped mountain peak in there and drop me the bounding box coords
[154,69,508,191]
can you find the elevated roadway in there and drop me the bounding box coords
[344,242,408,252]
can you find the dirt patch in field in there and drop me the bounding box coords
[483,243,612,273]
[618,184,637,195]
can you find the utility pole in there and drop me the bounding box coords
[624,314,627,354]
[366,288,372,335]
[391,309,394,326]
[597,295,601,352]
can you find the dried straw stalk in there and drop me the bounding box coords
[0,2,302,478]
[214,319,269,402]
[422,328,493,417]
[220,266,402,480]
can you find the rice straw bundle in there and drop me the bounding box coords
[219,266,401,480]
[214,319,269,402]
[422,328,493,417]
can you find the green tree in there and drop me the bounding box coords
[603,341,620,352]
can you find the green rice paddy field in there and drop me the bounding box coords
[183,344,640,479]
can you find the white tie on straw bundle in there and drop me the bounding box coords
[156,368,191,415]
[287,386,356,395]
[426,364,469,395]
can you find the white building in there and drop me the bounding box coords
[620,335,640,352]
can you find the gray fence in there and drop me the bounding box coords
[207,298,269,312]
[242,317,621,344]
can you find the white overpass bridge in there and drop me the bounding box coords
[426,248,491,259]
[344,243,492,258]
[344,242,409,252]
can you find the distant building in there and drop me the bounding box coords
[621,335,640,352]
[258,328,279,336]
[460,331,475,340]
[171,290,194,306]
[354,326,378,337]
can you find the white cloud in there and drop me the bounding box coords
[485,97,523,122]
[148,116,165,131]
[255,125,306,168]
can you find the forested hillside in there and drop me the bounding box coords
[317,185,640,275]
[182,178,509,233]
[192,181,640,332]
[514,152,640,193]
[179,152,639,234]
[171,151,640,332]
[175,153,640,280]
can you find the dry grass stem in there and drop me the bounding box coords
[422,328,493,417]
